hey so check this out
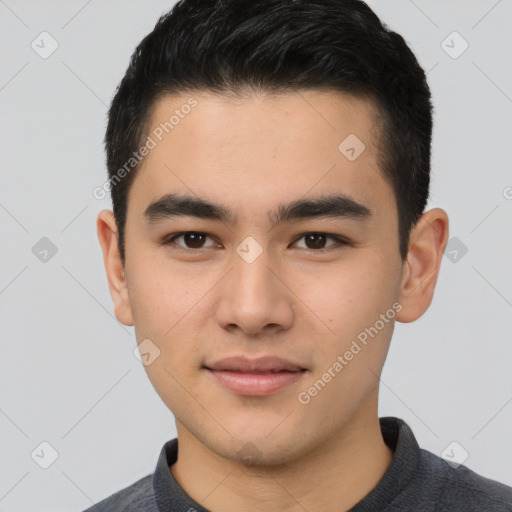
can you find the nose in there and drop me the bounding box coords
[214,247,294,337]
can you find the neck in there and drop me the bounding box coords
[170,394,393,512]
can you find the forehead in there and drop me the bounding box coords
[128,89,395,226]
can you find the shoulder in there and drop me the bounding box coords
[418,449,512,511]
[82,473,157,512]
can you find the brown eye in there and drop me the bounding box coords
[163,232,218,250]
[181,232,207,248]
[292,233,348,251]
[304,233,327,249]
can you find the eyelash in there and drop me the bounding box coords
[161,231,350,253]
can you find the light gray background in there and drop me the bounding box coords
[1,1,511,510]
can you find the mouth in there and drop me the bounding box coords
[204,355,307,373]
[203,356,308,396]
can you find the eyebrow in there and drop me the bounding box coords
[143,193,372,226]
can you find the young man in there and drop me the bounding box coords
[91,0,512,510]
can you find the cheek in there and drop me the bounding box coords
[127,257,204,338]
[126,257,213,371]
[291,259,385,328]
[293,269,396,431]
[129,269,207,413]
[291,257,397,376]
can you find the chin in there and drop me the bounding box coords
[215,430,310,468]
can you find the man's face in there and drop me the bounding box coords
[118,90,406,464]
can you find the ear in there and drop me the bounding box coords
[96,210,134,326]
[396,208,449,323]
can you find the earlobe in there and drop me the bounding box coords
[96,210,134,326]
[396,208,450,323]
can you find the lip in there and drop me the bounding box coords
[206,369,307,396]
[203,356,308,396]
[204,356,306,373]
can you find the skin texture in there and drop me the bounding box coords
[97,89,449,511]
